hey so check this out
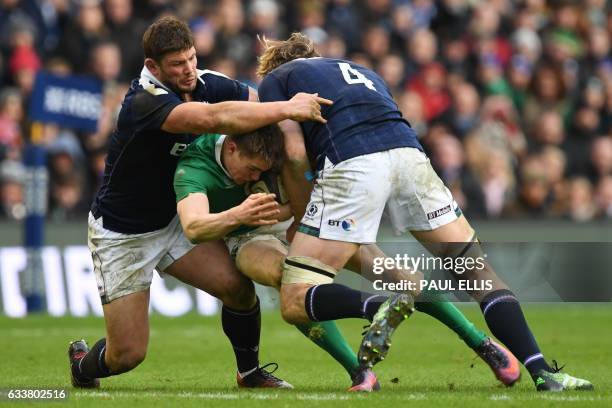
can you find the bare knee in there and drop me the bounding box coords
[280,284,310,325]
[280,296,303,325]
[106,344,147,374]
[218,273,256,310]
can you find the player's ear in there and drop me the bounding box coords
[145,58,160,75]
[227,140,238,154]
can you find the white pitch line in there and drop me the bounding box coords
[537,395,607,402]
[75,391,113,398]
[72,390,610,402]
[74,391,361,401]
[293,393,352,401]
[488,394,610,403]
[179,392,241,400]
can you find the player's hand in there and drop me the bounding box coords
[236,193,281,226]
[287,93,333,124]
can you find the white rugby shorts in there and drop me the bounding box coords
[88,213,194,304]
[299,147,461,244]
[224,219,292,260]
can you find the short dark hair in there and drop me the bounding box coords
[142,16,194,62]
[229,124,285,170]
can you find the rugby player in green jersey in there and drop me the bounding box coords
[174,125,525,391]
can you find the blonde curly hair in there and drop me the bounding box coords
[257,32,320,77]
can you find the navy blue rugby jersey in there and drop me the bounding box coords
[91,67,249,233]
[258,57,422,170]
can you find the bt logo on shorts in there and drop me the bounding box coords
[328,218,356,231]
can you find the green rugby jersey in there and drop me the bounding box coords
[173,134,254,237]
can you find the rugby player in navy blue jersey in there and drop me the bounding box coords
[256,33,593,392]
[67,17,331,390]
[172,126,537,392]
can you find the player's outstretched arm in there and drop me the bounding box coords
[178,192,281,243]
[162,93,332,135]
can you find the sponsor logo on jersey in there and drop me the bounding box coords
[139,78,169,96]
[426,204,452,220]
[328,218,356,231]
[170,143,188,156]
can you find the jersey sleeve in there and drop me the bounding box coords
[174,155,214,202]
[257,73,289,102]
[199,70,249,103]
[129,89,182,132]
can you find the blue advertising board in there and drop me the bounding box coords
[29,71,103,132]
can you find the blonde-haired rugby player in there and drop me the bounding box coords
[256,32,593,391]
[174,125,525,391]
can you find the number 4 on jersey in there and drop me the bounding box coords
[338,62,377,91]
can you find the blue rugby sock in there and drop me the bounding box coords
[304,283,387,322]
[222,297,261,374]
[480,290,552,376]
[74,338,112,379]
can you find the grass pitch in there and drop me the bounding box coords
[1,304,610,407]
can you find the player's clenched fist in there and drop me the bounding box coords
[286,92,333,123]
[235,193,281,226]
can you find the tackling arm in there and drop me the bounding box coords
[177,192,281,243]
[162,93,331,135]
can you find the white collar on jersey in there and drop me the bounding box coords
[139,66,171,95]
[215,135,234,180]
[139,66,229,96]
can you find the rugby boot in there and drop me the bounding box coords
[358,294,415,368]
[475,338,521,386]
[237,363,293,389]
[533,361,594,391]
[68,339,100,388]
[348,368,381,392]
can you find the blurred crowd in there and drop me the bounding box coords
[0,0,611,223]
